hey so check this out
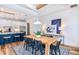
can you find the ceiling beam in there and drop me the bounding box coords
[36,4,47,9]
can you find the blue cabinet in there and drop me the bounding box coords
[13,32,25,42]
[20,32,26,41]
[0,35,4,45]
[13,33,21,42]
[0,34,13,45]
[0,32,26,45]
[2,34,12,44]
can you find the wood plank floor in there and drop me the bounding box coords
[0,42,23,55]
[60,45,79,55]
[0,41,79,55]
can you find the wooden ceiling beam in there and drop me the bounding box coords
[36,4,47,9]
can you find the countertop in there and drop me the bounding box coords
[0,32,25,35]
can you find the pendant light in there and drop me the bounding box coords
[33,5,41,25]
[34,14,41,25]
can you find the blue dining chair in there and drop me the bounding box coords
[23,38,34,53]
[32,40,45,55]
[50,40,61,55]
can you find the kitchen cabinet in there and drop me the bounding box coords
[20,32,26,41]
[3,34,13,44]
[0,32,25,45]
[0,35,4,45]
[13,33,21,42]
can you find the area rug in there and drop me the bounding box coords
[11,44,70,55]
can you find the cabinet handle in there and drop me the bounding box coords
[14,35,20,37]
[3,36,11,39]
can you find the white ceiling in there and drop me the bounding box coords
[0,4,79,21]
[0,4,38,21]
[38,4,68,16]
[38,4,79,16]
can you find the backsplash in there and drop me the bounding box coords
[0,26,26,33]
[0,19,26,33]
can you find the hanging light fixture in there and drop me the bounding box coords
[34,12,41,24]
[30,4,41,25]
[34,14,41,25]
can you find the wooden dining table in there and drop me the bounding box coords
[24,35,57,55]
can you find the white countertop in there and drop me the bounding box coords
[0,32,24,35]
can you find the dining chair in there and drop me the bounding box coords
[23,38,45,55]
[50,39,61,55]
[23,38,35,54]
[32,40,45,55]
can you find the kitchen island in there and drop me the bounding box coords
[0,32,26,45]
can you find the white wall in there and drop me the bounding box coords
[39,6,79,47]
[0,19,26,32]
[0,19,26,26]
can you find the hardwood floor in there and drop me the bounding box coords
[0,42,23,55]
[61,44,79,55]
[0,41,79,55]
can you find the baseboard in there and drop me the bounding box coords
[61,44,79,52]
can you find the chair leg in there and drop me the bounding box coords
[51,47,57,55]
[50,48,54,55]
[34,49,37,55]
[54,49,57,55]
[58,49,61,55]
[32,49,34,54]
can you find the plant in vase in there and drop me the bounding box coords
[35,31,41,37]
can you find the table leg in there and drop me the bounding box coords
[45,44,50,55]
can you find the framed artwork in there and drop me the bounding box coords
[51,19,61,34]
[46,25,57,34]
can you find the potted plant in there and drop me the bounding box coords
[35,31,41,37]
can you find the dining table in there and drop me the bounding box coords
[23,35,57,55]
